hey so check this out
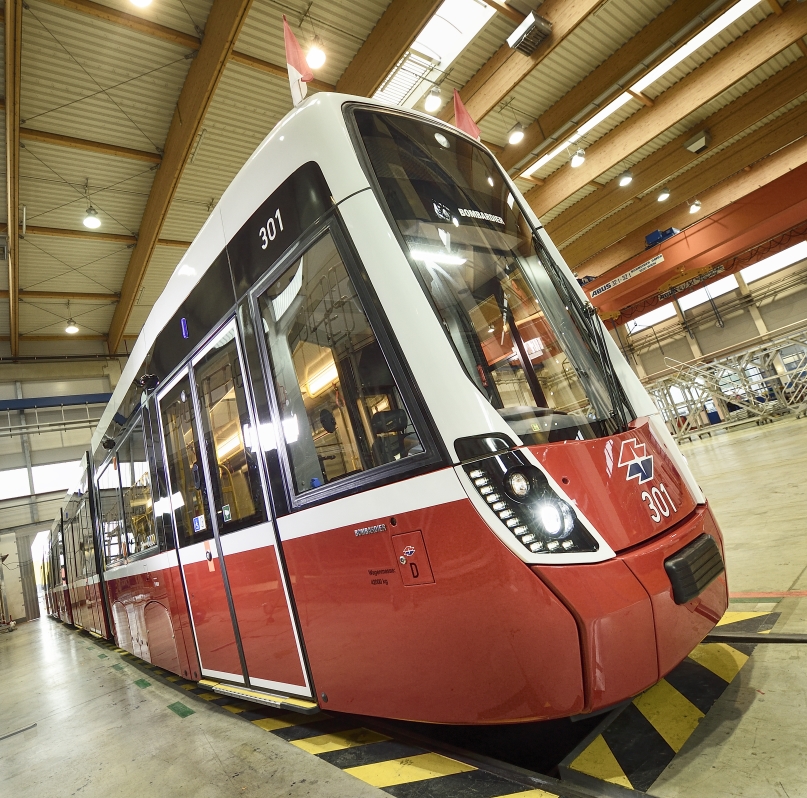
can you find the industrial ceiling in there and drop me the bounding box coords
[2,0,806,358]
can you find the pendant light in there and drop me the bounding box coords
[83,179,101,229]
[570,148,586,168]
[425,86,442,113]
[65,301,79,335]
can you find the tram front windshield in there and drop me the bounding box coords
[353,109,628,444]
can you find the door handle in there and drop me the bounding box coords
[192,462,201,489]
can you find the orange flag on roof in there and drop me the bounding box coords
[453,89,480,141]
[283,15,313,107]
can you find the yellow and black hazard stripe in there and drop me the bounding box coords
[560,612,778,793]
[81,631,557,798]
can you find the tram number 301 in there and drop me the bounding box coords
[259,208,284,249]
[641,483,678,522]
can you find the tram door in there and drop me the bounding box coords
[157,321,311,696]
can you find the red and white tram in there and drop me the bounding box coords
[45,94,728,724]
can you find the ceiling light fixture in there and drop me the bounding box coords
[657,187,671,202]
[306,35,326,69]
[618,171,633,187]
[82,178,101,229]
[65,301,79,334]
[83,207,101,229]
[570,148,585,168]
[690,199,702,214]
[425,86,442,113]
[130,0,152,6]
[520,0,764,180]
[508,122,525,145]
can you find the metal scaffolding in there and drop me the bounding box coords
[643,328,807,441]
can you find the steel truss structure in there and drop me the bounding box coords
[644,329,807,441]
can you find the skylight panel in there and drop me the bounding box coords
[677,275,738,311]
[741,241,807,284]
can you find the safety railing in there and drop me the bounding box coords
[642,328,807,441]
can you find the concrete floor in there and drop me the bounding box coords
[3,416,807,798]
[652,415,807,798]
[0,619,384,798]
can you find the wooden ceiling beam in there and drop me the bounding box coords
[15,334,108,341]
[498,0,716,172]
[0,223,190,248]
[43,0,199,48]
[106,0,254,354]
[484,1,526,24]
[0,289,119,301]
[581,138,807,284]
[336,0,443,97]
[547,57,807,247]
[228,50,334,93]
[571,109,807,277]
[5,0,22,357]
[439,0,607,125]
[19,128,161,163]
[43,0,336,92]
[525,0,807,219]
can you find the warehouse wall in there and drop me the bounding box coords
[624,256,807,378]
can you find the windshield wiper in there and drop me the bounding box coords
[532,232,633,433]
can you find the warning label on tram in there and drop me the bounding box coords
[589,254,664,298]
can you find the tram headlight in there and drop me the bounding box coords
[462,453,598,555]
[535,500,574,539]
[506,471,531,498]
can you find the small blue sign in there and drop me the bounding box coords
[180,317,189,339]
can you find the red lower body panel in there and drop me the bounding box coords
[623,505,728,677]
[106,561,201,680]
[225,547,307,688]
[282,497,585,724]
[182,560,242,676]
[534,503,728,712]
[534,559,659,712]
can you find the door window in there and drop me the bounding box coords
[159,375,213,547]
[118,421,158,556]
[97,460,127,566]
[257,231,424,495]
[194,326,266,533]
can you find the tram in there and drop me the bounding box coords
[44,93,728,724]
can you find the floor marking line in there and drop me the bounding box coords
[291,727,390,754]
[632,679,704,753]
[730,591,807,598]
[687,643,749,683]
[570,735,632,789]
[717,611,772,627]
[251,712,327,732]
[344,752,476,787]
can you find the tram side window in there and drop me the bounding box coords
[160,376,214,547]
[118,422,158,556]
[97,461,127,566]
[77,498,96,578]
[257,231,424,495]
[194,327,266,533]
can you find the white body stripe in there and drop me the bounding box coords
[104,550,179,581]
[277,468,466,542]
[201,668,245,685]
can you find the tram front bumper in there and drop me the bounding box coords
[532,503,728,713]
